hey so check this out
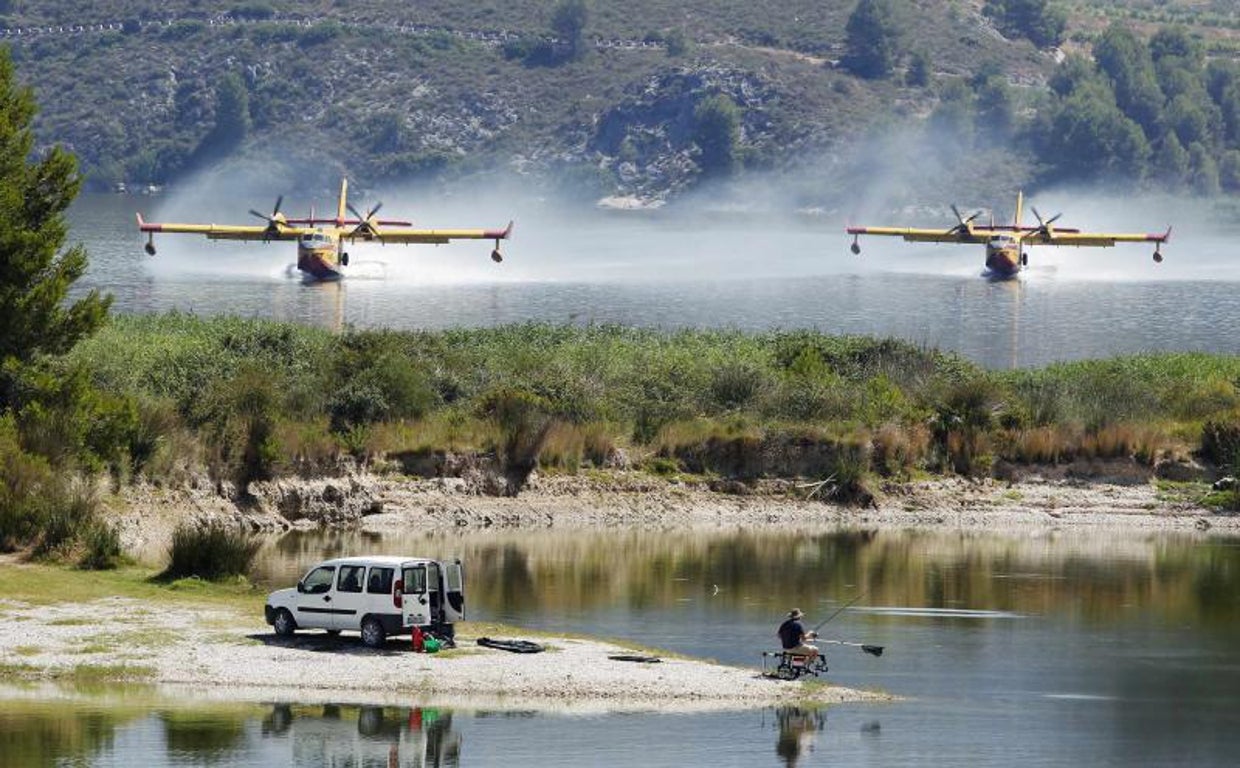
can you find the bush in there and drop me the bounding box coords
[825,441,874,505]
[31,483,97,559]
[161,523,260,581]
[79,520,123,570]
[1201,419,1240,470]
[477,386,557,495]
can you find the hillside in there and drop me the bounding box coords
[1,1,1238,207]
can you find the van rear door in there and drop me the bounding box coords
[442,559,466,622]
[401,563,431,628]
[426,561,443,625]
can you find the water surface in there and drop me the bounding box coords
[7,526,1240,766]
[72,193,1240,369]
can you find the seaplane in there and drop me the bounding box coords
[846,191,1170,279]
[136,178,513,281]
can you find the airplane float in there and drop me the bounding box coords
[846,191,1170,279]
[137,178,512,281]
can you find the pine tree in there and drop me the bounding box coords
[0,47,111,408]
[844,0,905,80]
[551,0,590,61]
[693,94,741,176]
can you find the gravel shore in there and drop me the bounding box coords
[0,597,888,713]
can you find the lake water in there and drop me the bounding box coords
[70,192,1240,369]
[6,526,1240,767]
[12,193,1237,764]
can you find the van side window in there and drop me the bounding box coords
[367,567,394,594]
[303,566,336,594]
[338,565,365,593]
[445,564,463,592]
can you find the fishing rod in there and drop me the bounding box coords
[819,639,884,657]
[808,592,885,658]
[810,591,868,634]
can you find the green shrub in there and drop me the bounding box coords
[196,366,283,493]
[708,361,768,412]
[823,440,874,505]
[78,520,124,570]
[1201,419,1240,471]
[25,475,101,560]
[929,378,1000,474]
[477,386,557,494]
[161,523,260,581]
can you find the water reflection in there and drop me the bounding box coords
[0,703,120,768]
[773,707,825,767]
[252,527,1240,628]
[265,703,461,768]
[162,710,248,761]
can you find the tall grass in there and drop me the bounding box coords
[49,315,1240,491]
[160,523,261,581]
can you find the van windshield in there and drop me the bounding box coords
[302,565,336,594]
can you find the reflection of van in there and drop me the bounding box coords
[264,556,465,648]
[263,703,461,767]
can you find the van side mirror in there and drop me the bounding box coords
[297,582,305,594]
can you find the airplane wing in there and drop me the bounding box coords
[356,221,515,245]
[846,225,987,245]
[1023,228,1172,247]
[136,213,311,242]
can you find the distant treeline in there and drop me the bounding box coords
[855,9,1240,193]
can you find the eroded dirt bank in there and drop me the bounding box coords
[108,463,1240,558]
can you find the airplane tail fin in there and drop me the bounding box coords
[336,178,348,224]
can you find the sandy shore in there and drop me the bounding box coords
[0,596,888,713]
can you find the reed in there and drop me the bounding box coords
[45,315,1240,494]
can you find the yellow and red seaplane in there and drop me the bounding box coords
[846,192,1170,279]
[137,178,512,281]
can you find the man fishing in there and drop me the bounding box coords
[777,608,820,660]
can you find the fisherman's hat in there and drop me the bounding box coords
[788,608,804,619]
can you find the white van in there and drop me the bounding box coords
[264,555,465,648]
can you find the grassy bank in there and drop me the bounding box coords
[0,558,263,611]
[4,314,1240,558]
[65,313,1240,478]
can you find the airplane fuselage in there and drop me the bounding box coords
[296,230,344,281]
[984,235,1023,279]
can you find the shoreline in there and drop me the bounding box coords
[0,595,889,714]
[109,466,1240,560]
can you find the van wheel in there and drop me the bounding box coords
[272,609,297,637]
[361,617,386,648]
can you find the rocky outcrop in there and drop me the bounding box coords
[249,476,384,525]
[585,65,779,203]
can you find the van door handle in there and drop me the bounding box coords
[323,596,331,602]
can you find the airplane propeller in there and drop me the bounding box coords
[248,195,287,240]
[347,201,385,238]
[1031,207,1062,238]
[948,204,982,235]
